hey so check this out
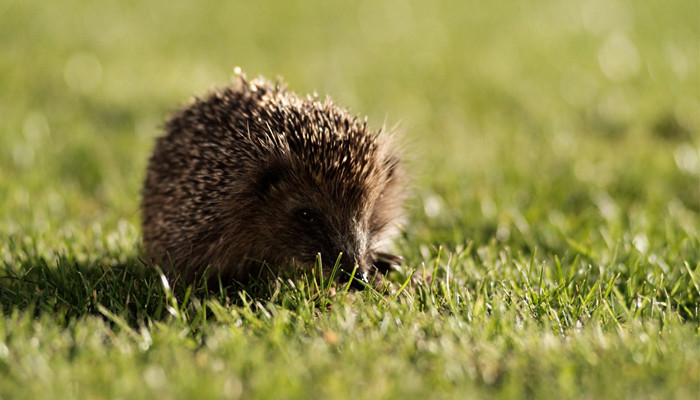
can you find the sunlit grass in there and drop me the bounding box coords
[1,0,698,398]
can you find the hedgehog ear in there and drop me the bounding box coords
[256,163,284,195]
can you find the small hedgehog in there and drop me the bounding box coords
[142,71,405,286]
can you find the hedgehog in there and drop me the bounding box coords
[141,71,405,287]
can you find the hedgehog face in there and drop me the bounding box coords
[248,150,402,284]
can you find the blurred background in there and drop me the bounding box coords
[1,0,697,262]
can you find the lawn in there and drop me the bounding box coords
[1,0,698,399]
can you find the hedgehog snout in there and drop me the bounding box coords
[335,251,371,288]
[330,225,374,286]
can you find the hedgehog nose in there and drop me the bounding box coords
[337,252,370,288]
[345,269,369,290]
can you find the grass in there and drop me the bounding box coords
[1,0,699,398]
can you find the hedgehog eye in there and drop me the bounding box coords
[295,208,316,224]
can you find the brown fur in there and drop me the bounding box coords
[142,72,404,284]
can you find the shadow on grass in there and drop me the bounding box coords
[0,256,282,326]
[0,255,378,327]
